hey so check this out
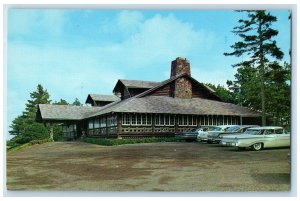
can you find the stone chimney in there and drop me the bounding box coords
[170,57,192,99]
[170,57,191,77]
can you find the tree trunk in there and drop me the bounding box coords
[258,17,267,126]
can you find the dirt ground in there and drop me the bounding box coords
[6,141,291,192]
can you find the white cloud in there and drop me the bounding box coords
[116,10,144,35]
[8,9,66,37]
[98,13,216,71]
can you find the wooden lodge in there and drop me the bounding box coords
[36,57,261,140]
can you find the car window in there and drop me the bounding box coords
[226,126,240,132]
[212,127,222,131]
[275,129,283,134]
[263,129,274,135]
[245,129,263,135]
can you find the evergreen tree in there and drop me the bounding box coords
[224,10,284,126]
[9,84,51,144]
[204,83,237,104]
[72,98,81,106]
[54,99,69,105]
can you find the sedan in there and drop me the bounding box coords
[220,126,290,151]
[196,126,220,142]
[209,125,259,144]
[206,125,240,144]
[175,128,204,142]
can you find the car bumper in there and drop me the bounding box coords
[220,141,238,147]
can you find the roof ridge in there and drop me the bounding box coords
[135,73,188,98]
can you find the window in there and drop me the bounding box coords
[275,129,283,134]
[136,114,141,125]
[155,115,160,125]
[192,116,197,126]
[107,117,111,127]
[131,114,136,125]
[142,114,147,125]
[147,114,152,125]
[165,115,170,125]
[160,115,165,125]
[94,119,100,128]
[182,115,188,125]
[88,120,93,129]
[170,115,174,125]
[122,114,130,125]
[188,115,193,125]
[63,125,68,132]
[100,117,106,127]
[178,115,183,125]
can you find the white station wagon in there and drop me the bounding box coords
[220,126,290,151]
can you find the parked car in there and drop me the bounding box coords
[206,125,239,144]
[196,126,220,142]
[209,125,259,144]
[175,127,205,142]
[220,126,290,151]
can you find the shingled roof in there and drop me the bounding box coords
[37,104,103,121]
[84,96,260,118]
[86,94,120,103]
[119,79,160,88]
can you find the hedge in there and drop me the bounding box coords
[83,137,176,146]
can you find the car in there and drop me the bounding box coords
[209,125,259,144]
[196,126,220,142]
[206,125,240,144]
[220,126,290,151]
[197,126,222,142]
[175,127,205,142]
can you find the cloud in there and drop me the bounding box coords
[8,9,66,38]
[98,13,216,71]
[116,10,144,35]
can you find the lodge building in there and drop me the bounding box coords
[36,57,261,139]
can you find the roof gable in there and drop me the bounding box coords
[135,73,223,101]
[85,94,120,104]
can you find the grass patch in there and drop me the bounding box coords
[83,137,176,146]
[7,138,54,152]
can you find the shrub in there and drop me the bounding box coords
[83,137,176,146]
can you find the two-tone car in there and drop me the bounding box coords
[209,125,259,144]
[196,126,220,142]
[220,126,290,151]
[206,125,239,144]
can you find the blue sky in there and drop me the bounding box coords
[6,9,290,139]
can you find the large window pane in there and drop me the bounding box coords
[88,120,93,129]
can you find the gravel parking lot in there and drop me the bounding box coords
[6,141,291,192]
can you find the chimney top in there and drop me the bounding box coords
[170,57,191,78]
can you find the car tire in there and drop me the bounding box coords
[207,140,212,144]
[252,143,263,151]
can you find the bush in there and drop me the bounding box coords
[83,137,176,146]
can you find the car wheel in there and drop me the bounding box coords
[252,143,263,151]
[207,140,212,144]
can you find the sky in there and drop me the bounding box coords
[5,9,291,140]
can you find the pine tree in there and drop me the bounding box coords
[72,98,81,106]
[224,10,284,126]
[9,84,51,144]
[54,99,69,105]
